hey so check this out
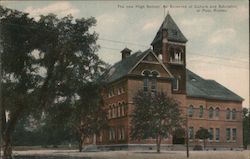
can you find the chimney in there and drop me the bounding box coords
[121,47,132,60]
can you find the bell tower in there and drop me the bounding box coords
[151,13,187,94]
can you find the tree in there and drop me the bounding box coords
[73,82,107,152]
[130,91,183,153]
[44,82,108,152]
[195,127,211,150]
[243,108,249,149]
[1,6,106,158]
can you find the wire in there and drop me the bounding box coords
[99,38,148,48]
[1,22,249,69]
[188,52,248,63]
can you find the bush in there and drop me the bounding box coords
[193,145,203,151]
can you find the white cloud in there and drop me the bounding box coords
[208,28,236,44]
[24,2,79,20]
[180,17,214,38]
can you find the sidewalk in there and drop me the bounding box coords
[13,149,250,159]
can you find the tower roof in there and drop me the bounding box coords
[151,13,187,45]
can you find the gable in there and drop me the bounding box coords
[142,54,158,62]
[129,51,172,78]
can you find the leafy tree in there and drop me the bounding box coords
[0,6,42,158]
[130,91,183,153]
[243,108,249,149]
[0,6,106,158]
[195,127,211,150]
[43,82,108,152]
[73,82,107,152]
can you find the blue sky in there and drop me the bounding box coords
[1,0,249,107]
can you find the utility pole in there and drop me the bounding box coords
[186,112,189,158]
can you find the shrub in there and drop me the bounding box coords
[193,145,203,151]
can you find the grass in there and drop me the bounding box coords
[13,145,78,151]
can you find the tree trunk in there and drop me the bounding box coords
[156,136,161,153]
[79,132,84,152]
[1,100,25,159]
[203,139,206,150]
[79,138,83,152]
[3,133,12,159]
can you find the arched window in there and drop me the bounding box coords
[215,107,220,118]
[199,105,204,118]
[169,46,175,60]
[232,108,236,120]
[208,107,214,119]
[112,104,116,118]
[226,108,231,119]
[121,102,125,116]
[151,70,160,77]
[188,105,194,117]
[117,103,121,117]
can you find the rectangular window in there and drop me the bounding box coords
[151,78,157,93]
[189,127,194,139]
[209,128,213,140]
[117,128,121,140]
[215,128,220,141]
[232,128,237,141]
[143,78,148,92]
[173,78,179,91]
[109,129,112,141]
[121,128,125,140]
[99,131,103,142]
[226,128,231,141]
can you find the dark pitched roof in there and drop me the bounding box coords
[102,49,150,83]
[151,13,187,45]
[186,69,243,102]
